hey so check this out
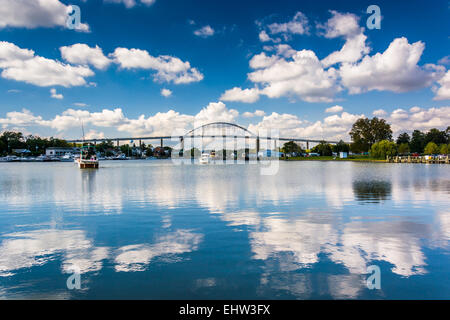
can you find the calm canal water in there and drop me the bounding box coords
[0,160,449,299]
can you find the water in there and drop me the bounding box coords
[0,160,449,299]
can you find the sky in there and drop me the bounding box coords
[0,0,449,141]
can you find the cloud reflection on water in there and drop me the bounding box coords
[0,161,449,298]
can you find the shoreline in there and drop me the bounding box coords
[282,156,387,163]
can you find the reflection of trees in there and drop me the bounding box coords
[353,180,391,203]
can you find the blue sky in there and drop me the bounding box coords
[0,0,449,140]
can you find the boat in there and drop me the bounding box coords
[60,153,73,162]
[76,145,99,169]
[113,154,128,160]
[35,155,52,162]
[199,153,210,164]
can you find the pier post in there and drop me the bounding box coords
[256,136,260,161]
[234,136,237,161]
[223,135,226,161]
[180,136,184,157]
[190,137,194,161]
[245,136,249,161]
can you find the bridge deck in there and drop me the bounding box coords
[66,135,348,144]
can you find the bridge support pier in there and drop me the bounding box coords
[256,136,260,161]
[306,141,309,150]
[180,137,184,157]
[234,136,237,161]
[245,136,249,161]
[160,138,163,148]
[223,135,226,161]
[117,139,119,148]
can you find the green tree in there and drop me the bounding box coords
[410,130,425,153]
[120,144,131,156]
[424,142,439,155]
[145,147,154,157]
[332,140,350,153]
[397,143,410,155]
[349,117,392,152]
[163,146,172,157]
[396,132,410,145]
[1,131,26,152]
[95,140,114,154]
[281,141,304,155]
[439,144,449,155]
[312,141,333,156]
[424,128,448,145]
[370,140,397,159]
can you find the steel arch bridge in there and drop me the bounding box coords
[65,121,350,150]
[183,121,257,138]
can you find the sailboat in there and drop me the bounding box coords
[75,120,99,169]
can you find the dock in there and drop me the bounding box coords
[387,155,449,164]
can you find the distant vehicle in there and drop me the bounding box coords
[308,152,320,157]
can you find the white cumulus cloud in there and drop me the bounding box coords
[0,0,89,32]
[60,44,112,70]
[0,41,94,87]
[105,0,156,8]
[325,105,343,113]
[50,88,63,99]
[160,88,172,97]
[220,87,260,103]
[339,37,445,94]
[111,47,203,84]
[194,25,215,38]
[433,70,450,101]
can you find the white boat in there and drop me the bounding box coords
[113,154,128,160]
[61,153,73,162]
[199,153,210,164]
[76,145,99,169]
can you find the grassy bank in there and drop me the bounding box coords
[282,155,386,163]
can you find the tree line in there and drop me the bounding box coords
[0,131,71,156]
[349,117,449,159]
[281,117,449,159]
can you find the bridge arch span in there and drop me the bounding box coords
[183,121,256,138]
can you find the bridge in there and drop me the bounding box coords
[66,122,350,152]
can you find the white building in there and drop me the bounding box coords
[45,147,77,157]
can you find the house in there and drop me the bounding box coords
[45,147,77,157]
[152,147,168,157]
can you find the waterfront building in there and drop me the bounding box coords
[45,147,78,157]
